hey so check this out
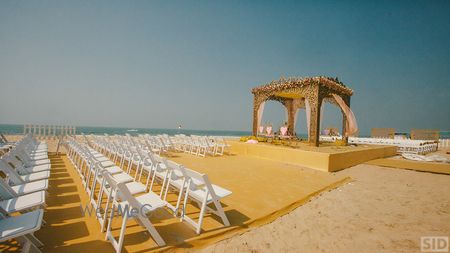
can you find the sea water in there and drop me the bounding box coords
[1,124,448,139]
[0,124,251,137]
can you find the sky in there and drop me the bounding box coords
[0,0,449,134]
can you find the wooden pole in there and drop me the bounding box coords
[308,86,322,147]
[252,95,258,136]
[342,96,351,145]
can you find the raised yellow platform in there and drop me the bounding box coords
[229,141,397,172]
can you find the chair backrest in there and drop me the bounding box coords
[137,150,153,170]
[1,154,21,169]
[183,168,217,199]
[101,170,118,190]
[0,159,23,185]
[164,159,185,179]
[152,154,163,164]
[116,182,141,210]
[0,179,17,198]
[0,134,8,143]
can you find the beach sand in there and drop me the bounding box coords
[192,164,450,253]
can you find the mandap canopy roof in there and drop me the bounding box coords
[251,76,353,99]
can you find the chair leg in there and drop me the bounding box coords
[116,212,129,253]
[105,204,116,241]
[181,187,190,220]
[211,197,230,227]
[25,233,44,248]
[174,185,185,215]
[137,215,166,246]
[16,236,41,253]
[196,198,208,234]
[159,173,168,198]
[149,169,158,192]
[101,193,112,232]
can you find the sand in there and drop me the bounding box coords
[192,164,450,253]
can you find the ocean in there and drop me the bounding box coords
[0,124,448,139]
[0,124,251,137]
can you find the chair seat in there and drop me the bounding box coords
[28,146,47,152]
[154,168,168,179]
[20,171,50,182]
[189,184,232,203]
[27,154,48,160]
[27,150,48,156]
[87,148,101,155]
[19,163,51,174]
[170,178,184,190]
[95,156,109,162]
[100,161,115,167]
[0,209,44,242]
[125,182,147,195]
[119,192,166,213]
[112,173,133,184]
[0,191,46,213]
[105,166,123,174]
[27,159,50,166]
[11,180,49,195]
[115,182,147,199]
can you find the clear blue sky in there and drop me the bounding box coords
[0,0,449,134]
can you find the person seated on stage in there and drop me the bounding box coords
[280,122,289,138]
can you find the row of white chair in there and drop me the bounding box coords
[169,134,230,157]
[348,137,438,155]
[89,134,232,233]
[319,135,439,155]
[438,139,450,150]
[0,134,50,253]
[66,134,231,253]
[104,133,231,158]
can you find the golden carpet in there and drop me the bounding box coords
[1,152,350,252]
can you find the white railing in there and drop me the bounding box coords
[23,124,76,139]
[439,139,450,150]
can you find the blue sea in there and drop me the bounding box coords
[1,124,449,139]
[0,124,251,137]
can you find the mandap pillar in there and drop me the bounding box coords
[341,95,351,145]
[252,95,259,136]
[284,100,295,136]
[308,86,323,147]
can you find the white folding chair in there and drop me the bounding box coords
[0,182,46,215]
[0,160,48,185]
[0,178,48,197]
[0,209,44,253]
[0,160,50,184]
[181,169,231,234]
[96,170,147,232]
[2,154,50,174]
[105,179,167,252]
